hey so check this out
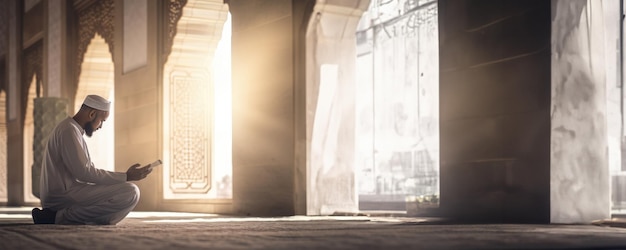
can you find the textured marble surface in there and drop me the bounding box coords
[550,0,610,223]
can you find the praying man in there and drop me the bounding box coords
[32,94,153,225]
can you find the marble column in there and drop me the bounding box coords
[30,0,70,200]
[550,0,610,223]
[305,0,370,215]
[6,0,24,205]
[231,0,314,216]
[45,0,66,98]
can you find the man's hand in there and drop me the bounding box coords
[126,163,153,181]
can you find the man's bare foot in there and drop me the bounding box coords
[32,208,56,224]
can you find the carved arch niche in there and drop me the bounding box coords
[161,0,230,200]
[72,0,114,106]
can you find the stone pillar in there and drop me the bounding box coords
[31,98,67,198]
[305,1,369,215]
[45,0,67,98]
[0,0,9,203]
[6,0,24,206]
[550,0,610,223]
[438,0,551,222]
[230,0,312,216]
[439,0,611,223]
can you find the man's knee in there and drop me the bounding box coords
[118,182,140,206]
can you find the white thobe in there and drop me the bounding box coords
[40,117,140,225]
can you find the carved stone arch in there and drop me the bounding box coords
[162,0,228,199]
[20,41,43,122]
[163,0,188,62]
[74,0,114,101]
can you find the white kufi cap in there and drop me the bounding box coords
[83,95,111,112]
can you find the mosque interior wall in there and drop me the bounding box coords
[0,0,620,224]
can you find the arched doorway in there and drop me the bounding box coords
[305,0,439,214]
[75,34,115,171]
[305,0,370,215]
[355,0,439,212]
[161,0,232,204]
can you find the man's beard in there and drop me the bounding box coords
[84,120,95,137]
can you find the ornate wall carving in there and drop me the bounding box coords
[75,0,114,91]
[162,0,228,199]
[32,98,67,198]
[163,0,187,61]
[168,70,211,193]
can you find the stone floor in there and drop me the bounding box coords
[2,207,626,249]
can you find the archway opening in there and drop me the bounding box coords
[355,0,439,212]
[212,13,233,199]
[75,34,115,171]
[162,1,232,200]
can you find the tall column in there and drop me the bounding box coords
[6,0,24,206]
[28,1,71,200]
[439,0,611,223]
[438,0,551,222]
[230,0,310,216]
[45,0,67,98]
[550,0,610,223]
[305,1,369,215]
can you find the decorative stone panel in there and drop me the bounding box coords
[162,0,228,199]
[75,0,114,93]
[31,98,68,198]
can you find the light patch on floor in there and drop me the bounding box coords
[139,215,404,224]
[0,207,425,224]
